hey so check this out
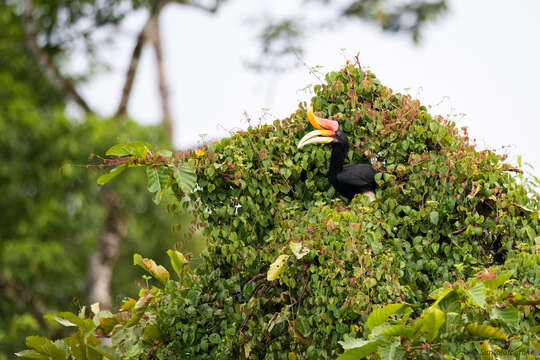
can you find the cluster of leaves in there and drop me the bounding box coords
[339,249,539,359]
[15,250,188,360]
[18,62,539,359]
[96,141,196,205]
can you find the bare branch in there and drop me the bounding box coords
[22,0,94,114]
[148,12,173,142]
[166,0,222,13]
[114,10,158,117]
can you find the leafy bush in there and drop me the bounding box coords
[339,250,539,359]
[17,62,539,359]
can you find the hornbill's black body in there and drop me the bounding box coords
[297,109,377,201]
[327,130,377,201]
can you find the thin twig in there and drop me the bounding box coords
[168,0,222,13]
[452,226,467,236]
[247,272,267,284]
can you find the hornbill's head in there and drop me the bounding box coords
[297,108,347,149]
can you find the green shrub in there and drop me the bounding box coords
[17,63,539,359]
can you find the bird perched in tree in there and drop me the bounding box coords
[297,108,377,201]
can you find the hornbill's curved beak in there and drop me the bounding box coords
[297,108,339,149]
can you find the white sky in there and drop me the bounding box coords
[79,0,540,176]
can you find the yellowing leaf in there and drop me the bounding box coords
[289,242,310,259]
[90,302,100,315]
[466,323,508,341]
[478,340,495,360]
[167,249,188,280]
[120,298,136,311]
[267,255,289,281]
[367,303,409,332]
[133,253,170,284]
[419,307,445,342]
[105,141,151,158]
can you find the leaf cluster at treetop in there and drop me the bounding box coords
[17,62,539,359]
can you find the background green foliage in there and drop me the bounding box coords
[18,62,538,359]
[0,3,196,357]
[0,93,185,357]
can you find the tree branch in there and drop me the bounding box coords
[114,7,161,117]
[22,0,94,114]
[148,12,173,142]
[167,0,222,13]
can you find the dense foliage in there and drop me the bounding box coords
[17,63,539,359]
[0,98,188,358]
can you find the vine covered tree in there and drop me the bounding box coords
[17,62,539,359]
[2,1,450,356]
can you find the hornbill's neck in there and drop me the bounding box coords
[328,138,349,183]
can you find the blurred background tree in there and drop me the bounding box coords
[0,0,447,357]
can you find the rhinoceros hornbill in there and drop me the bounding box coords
[297,108,377,201]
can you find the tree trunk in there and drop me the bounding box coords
[87,192,125,310]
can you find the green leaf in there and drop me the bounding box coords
[67,330,85,360]
[173,164,197,194]
[337,339,381,360]
[418,307,445,342]
[483,271,513,290]
[167,249,188,280]
[142,324,160,341]
[366,303,409,332]
[466,283,486,308]
[25,336,67,360]
[429,211,439,225]
[146,166,169,204]
[267,255,289,281]
[46,312,94,332]
[14,350,49,359]
[44,314,77,328]
[156,149,172,157]
[378,340,403,360]
[87,345,121,360]
[466,323,508,341]
[105,141,152,158]
[491,306,518,328]
[380,324,413,339]
[97,165,126,185]
[85,334,102,360]
[133,253,170,284]
[525,226,536,241]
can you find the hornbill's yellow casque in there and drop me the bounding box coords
[297,108,377,201]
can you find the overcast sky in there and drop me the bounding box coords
[79,0,540,176]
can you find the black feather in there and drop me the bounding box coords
[326,130,377,200]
